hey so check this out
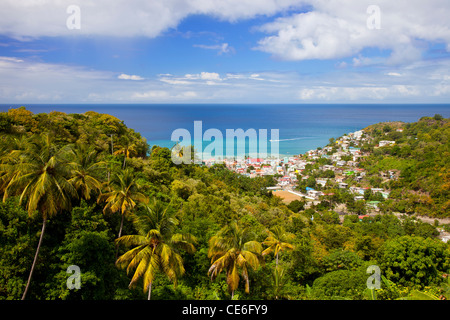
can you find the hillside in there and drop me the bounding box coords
[0,107,448,301]
[359,115,449,217]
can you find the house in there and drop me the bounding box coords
[348,147,361,154]
[248,158,263,164]
[347,161,358,167]
[307,190,324,199]
[316,179,328,187]
[352,130,364,140]
[338,182,348,189]
[354,195,365,201]
[322,164,335,171]
[379,140,396,147]
[367,201,380,209]
[349,186,367,195]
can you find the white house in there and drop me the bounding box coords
[379,140,396,147]
[307,190,324,199]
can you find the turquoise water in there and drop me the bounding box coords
[1,104,449,156]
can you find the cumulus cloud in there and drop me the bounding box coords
[160,72,223,85]
[1,54,449,104]
[0,0,301,39]
[118,73,144,80]
[255,0,450,64]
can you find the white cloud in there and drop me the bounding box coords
[118,73,144,80]
[199,72,221,81]
[1,55,449,104]
[387,72,402,77]
[194,43,235,55]
[161,72,223,85]
[256,0,450,64]
[0,0,301,39]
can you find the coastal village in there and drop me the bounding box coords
[201,128,450,243]
[202,129,390,202]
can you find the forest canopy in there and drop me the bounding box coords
[0,107,448,300]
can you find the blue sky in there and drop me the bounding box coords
[0,0,450,104]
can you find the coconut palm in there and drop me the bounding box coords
[262,226,295,299]
[67,143,104,202]
[262,225,295,269]
[99,168,147,239]
[115,199,197,299]
[2,133,77,300]
[114,137,138,169]
[208,221,263,298]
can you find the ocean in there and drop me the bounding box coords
[1,104,449,157]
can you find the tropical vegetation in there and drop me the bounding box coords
[0,107,448,300]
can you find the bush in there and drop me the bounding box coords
[311,265,369,300]
[378,236,450,288]
[321,249,364,273]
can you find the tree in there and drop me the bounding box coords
[378,236,450,288]
[114,137,138,169]
[287,200,305,213]
[208,221,263,298]
[99,168,148,240]
[311,266,369,300]
[2,133,77,299]
[262,226,295,269]
[67,143,104,202]
[115,199,197,299]
[262,226,295,299]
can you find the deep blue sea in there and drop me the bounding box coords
[1,104,449,157]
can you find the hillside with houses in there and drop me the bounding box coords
[1,108,449,301]
[202,114,450,242]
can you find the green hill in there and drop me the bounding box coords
[0,107,448,301]
[359,114,449,217]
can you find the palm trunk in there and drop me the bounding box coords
[118,212,124,239]
[275,252,279,300]
[276,252,279,269]
[22,218,47,300]
[115,213,125,260]
[147,281,152,300]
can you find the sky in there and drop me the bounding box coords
[0,0,450,104]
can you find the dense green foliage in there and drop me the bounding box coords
[0,107,448,300]
[359,116,450,217]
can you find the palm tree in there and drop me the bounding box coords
[0,136,28,193]
[262,226,295,299]
[115,199,197,299]
[114,137,138,169]
[2,133,77,300]
[67,143,104,202]
[208,221,263,298]
[99,168,147,240]
[262,225,295,269]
